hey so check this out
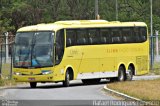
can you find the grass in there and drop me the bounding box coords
[107,79,160,100]
[1,63,11,77]
[0,63,16,87]
[152,62,160,75]
[0,79,16,87]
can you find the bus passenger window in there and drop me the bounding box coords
[100,28,111,44]
[112,37,120,43]
[67,38,72,46]
[77,38,86,45]
[111,29,122,44]
[134,28,141,43]
[122,28,132,43]
[140,27,147,42]
[77,29,88,45]
[66,29,76,47]
[88,29,98,44]
[101,37,107,44]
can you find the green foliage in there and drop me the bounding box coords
[0,79,17,86]
[0,0,160,34]
[0,79,4,86]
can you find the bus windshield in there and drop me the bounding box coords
[13,31,54,68]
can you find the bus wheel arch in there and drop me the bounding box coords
[129,63,135,75]
[66,67,74,80]
[117,64,126,81]
[63,67,74,87]
[126,63,135,81]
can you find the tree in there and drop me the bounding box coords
[0,0,160,34]
[66,0,94,19]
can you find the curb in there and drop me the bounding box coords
[0,83,28,90]
[0,86,11,89]
[103,85,147,104]
[0,85,16,89]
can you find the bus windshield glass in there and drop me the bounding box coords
[13,31,54,68]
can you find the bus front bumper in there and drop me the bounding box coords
[13,75,54,82]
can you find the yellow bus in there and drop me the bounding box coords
[13,20,149,88]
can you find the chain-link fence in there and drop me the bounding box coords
[150,32,160,74]
[0,33,15,79]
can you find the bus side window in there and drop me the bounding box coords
[134,28,140,43]
[140,27,147,42]
[122,27,132,43]
[111,28,122,44]
[77,29,88,45]
[67,38,72,46]
[55,29,64,65]
[66,29,76,47]
[100,28,110,44]
[88,29,98,44]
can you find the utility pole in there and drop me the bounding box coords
[116,0,118,21]
[150,0,154,70]
[95,0,99,19]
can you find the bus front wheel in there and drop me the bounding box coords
[30,82,37,88]
[63,70,70,87]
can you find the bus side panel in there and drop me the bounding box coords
[99,45,117,78]
[78,46,100,72]
[60,46,83,80]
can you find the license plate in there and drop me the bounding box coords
[28,78,35,81]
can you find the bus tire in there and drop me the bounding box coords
[63,70,70,87]
[117,66,125,81]
[30,82,37,88]
[126,66,133,81]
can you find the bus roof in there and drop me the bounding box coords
[17,20,147,32]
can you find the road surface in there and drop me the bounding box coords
[0,79,118,106]
[0,75,160,106]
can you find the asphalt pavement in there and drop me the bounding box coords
[0,75,160,106]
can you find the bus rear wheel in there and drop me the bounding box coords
[117,66,125,81]
[126,66,133,81]
[30,82,37,88]
[63,70,70,87]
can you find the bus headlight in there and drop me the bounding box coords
[41,70,53,75]
[14,72,22,75]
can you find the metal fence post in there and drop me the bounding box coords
[0,45,2,79]
[5,32,9,63]
[156,31,159,56]
[4,34,6,63]
[10,43,13,79]
[155,30,160,62]
[150,35,154,70]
